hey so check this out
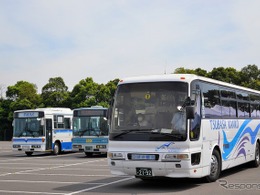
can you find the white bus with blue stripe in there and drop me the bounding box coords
[12,108,73,156]
[72,106,109,157]
[108,74,260,182]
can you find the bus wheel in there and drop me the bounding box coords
[251,142,260,167]
[53,142,61,155]
[25,152,33,156]
[206,150,221,182]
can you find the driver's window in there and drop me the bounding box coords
[190,81,201,141]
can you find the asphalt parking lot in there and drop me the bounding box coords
[1,141,260,195]
[0,142,136,195]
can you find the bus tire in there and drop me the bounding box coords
[205,149,221,182]
[53,142,61,155]
[25,152,33,156]
[251,141,260,167]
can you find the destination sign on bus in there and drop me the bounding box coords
[18,112,39,118]
[74,110,106,117]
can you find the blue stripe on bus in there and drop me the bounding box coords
[72,137,108,144]
[13,138,43,143]
[222,119,260,160]
[54,129,73,133]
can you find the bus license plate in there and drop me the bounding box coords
[22,146,30,150]
[85,146,92,151]
[136,168,152,177]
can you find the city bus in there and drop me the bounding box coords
[72,106,109,157]
[12,108,73,156]
[108,74,260,182]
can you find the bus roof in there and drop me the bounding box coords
[73,106,107,111]
[14,107,72,115]
[118,74,260,94]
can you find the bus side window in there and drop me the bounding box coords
[54,115,64,129]
[64,118,71,129]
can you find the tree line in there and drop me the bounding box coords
[1,64,259,140]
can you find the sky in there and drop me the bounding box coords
[1,0,260,94]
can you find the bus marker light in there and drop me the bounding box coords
[108,152,125,160]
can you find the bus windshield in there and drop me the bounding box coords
[73,116,109,137]
[110,82,188,141]
[13,118,44,137]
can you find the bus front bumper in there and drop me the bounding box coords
[72,144,107,153]
[108,159,205,178]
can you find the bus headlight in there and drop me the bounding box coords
[163,154,189,162]
[108,152,125,160]
[13,145,21,148]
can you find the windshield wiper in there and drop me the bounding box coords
[79,129,90,136]
[113,129,153,139]
[150,131,184,140]
[79,129,99,137]
[18,131,24,137]
[18,126,34,137]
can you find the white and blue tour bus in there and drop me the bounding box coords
[12,108,73,156]
[72,106,109,156]
[108,74,260,182]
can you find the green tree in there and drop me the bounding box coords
[6,81,41,110]
[41,77,70,107]
[69,78,119,109]
[240,64,260,82]
[240,64,260,90]
[70,77,99,108]
[207,67,241,85]
[95,79,119,107]
[105,79,120,101]
[174,67,196,74]
[174,67,208,76]
[0,99,14,140]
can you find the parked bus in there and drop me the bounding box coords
[108,74,260,182]
[12,108,73,156]
[72,106,109,156]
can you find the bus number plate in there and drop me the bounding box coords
[136,168,152,177]
[22,146,30,150]
[85,146,92,151]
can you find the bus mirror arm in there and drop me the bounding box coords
[186,106,195,119]
[107,107,112,121]
[40,118,44,126]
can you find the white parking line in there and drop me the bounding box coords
[0,159,106,177]
[0,177,134,195]
[64,177,134,195]
[0,179,80,184]
[0,190,64,195]
[16,173,114,177]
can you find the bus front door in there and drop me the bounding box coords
[46,119,53,150]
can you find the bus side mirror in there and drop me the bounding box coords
[107,98,114,121]
[41,118,44,126]
[186,106,194,119]
[107,107,112,121]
